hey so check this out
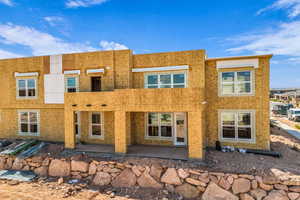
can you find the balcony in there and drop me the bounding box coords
[64,88,205,112]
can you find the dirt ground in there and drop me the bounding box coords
[0,178,181,200]
[205,126,300,176]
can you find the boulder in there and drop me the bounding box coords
[175,183,200,199]
[137,172,163,189]
[239,174,255,180]
[202,183,238,200]
[263,175,280,184]
[232,178,251,194]
[259,182,273,191]
[250,189,267,200]
[88,163,97,175]
[177,168,189,179]
[92,172,111,186]
[287,192,300,200]
[289,186,300,192]
[111,168,136,187]
[0,157,6,170]
[34,166,48,177]
[186,178,206,187]
[263,190,289,200]
[161,168,181,185]
[227,176,234,185]
[274,184,288,191]
[252,180,258,189]
[150,164,163,181]
[240,193,255,200]
[71,160,89,172]
[199,175,210,184]
[5,157,13,169]
[218,177,231,190]
[48,159,70,177]
[131,166,142,177]
[12,158,23,170]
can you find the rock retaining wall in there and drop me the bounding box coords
[0,155,300,199]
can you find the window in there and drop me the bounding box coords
[17,78,37,98]
[146,113,173,138]
[75,112,80,137]
[65,76,79,92]
[18,111,39,136]
[89,112,103,138]
[145,72,187,88]
[220,71,253,96]
[220,110,254,142]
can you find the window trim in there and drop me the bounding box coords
[18,110,40,136]
[16,77,38,99]
[218,70,255,97]
[218,109,256,143]
[89,112,104,139]
[144,71,188,89]
[145,112,174,140]
[64,75,79,92]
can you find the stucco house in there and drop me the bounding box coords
[0,49,272,159]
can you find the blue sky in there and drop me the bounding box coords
[0,0,300,88]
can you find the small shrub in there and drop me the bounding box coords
[295,124,300,130]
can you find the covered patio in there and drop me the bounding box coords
[74,143,188,160]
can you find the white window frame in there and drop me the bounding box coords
[144,71,188,88]
[145,112,173,140]
[89,112,104,139]
[16,78,38,99]
[218,110,256,143]
[18,110,40,136]
[219,70,255,96]
[64,75,79,92]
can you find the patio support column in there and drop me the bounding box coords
[188,111,204,159]
[65,110,76,149]
[114,111,128,154]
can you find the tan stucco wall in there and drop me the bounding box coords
[205,57,271,150]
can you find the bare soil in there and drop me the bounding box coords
[205,126,300,176]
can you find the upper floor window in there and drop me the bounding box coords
[65,76,79,92]
[145,72,187,88]
[18,110,39,136]
[220,71,253,96]
[219,110,255,142]
[17,78,37,99]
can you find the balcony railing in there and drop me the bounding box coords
[65,88,205,112]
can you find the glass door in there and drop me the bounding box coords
[174,112,187,146]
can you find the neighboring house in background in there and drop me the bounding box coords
[273,90,300,108]
[0,50,272,159]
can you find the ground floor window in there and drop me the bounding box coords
[18,110,39,136]
[74,112,80,137]
[146,112,173,138]
[89,112,103,138]
[219,110,255,142]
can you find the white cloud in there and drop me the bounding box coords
[0,23,96,56]
[0,0,13,6]
[257,0,300,18]
[227,21,300,59]
[66,0,109,8]
[43,16,64,27]
[99,40,128,50]
[0,49,23,59]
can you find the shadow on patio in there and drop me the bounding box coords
[74,144,188,160]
